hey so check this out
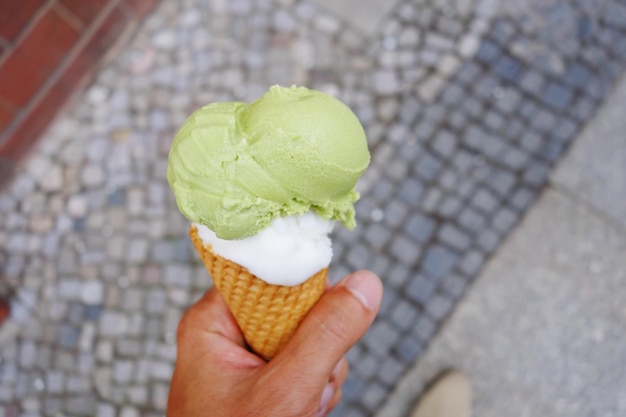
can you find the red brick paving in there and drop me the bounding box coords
[0,0,161,190]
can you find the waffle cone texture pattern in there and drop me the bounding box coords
[190,226,327,360]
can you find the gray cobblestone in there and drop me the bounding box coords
[406,275,436,305]
[383,200,408,228]
[397,178,423,205]
[405,212,435,244]
[96,402,116,417]
[149,361,173,381]
[113,361,133,384]
[432,129,457,158]
[421,245,460,279]
[510,187,535,211]
[471,189,499,213]
[570,96,595,121]
[372,70,400,95]
[416,152,442,181]
[0,386,13,403]
[420,188,442,213]
[456,61,481,85]
[502,146,529,170]
[67,375,91,393]
[474,75,501,101]
[442,273,468,299]
[342,373,366,404]
[99,311,127,338]
[488,168,517,196]
[122,289,143,311]
[542,82,574,110]
[414,120,436,142]
[468,129,505,159]
[423,104,446,125]
[459,251,484,276]
[426,294,454,321]
[519,100,540,122]
[77,352,94,374]
[363,321,400,357]
[532,111,558,133]
[390,235,420,265]
[553,118,578,142]
[440,83,464,107]
[477,229,501,253]
[379,286,399,316]
[371,179,394,202]
[353,354,379,380]
[58,324,79,349]
[414,316,436,341]
[492,207,518,234]
[19,342,37,369]
[484,110,505,132]
[80,281,104,305]
[519,130,544,153]
[396,336,422,363]
[120,405,140,417]
[438,224,471,251]
[126,239,149,264]
[164,264,193,287]
[458,34,480,58]
[364,223,390,249]
[437,17,463,38]
[438,196,463,218]
[127,385,148,405]
[384,157,408,179]
[417,74,446,102]
[390,300,418,331]
[386,264,408,289]
[523,161,550,186]
[361,381,388,411]
[437,171,458,191]
[94,367,111,399]
[116,340,142,357]
[66,394,96,416]
[45,371,64,394]
[126,350,145,376]
[152,383,169,410]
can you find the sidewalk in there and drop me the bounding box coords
[377,74,626,417]
[0,0,625,416]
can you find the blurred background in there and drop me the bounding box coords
[0,0,625,416]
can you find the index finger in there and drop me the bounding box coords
[177,286,265,368]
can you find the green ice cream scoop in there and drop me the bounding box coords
[167,85,370,240]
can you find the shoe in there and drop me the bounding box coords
[410,370,472,417]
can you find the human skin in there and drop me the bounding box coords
[167,270,383,417]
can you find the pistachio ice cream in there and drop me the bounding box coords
[167,85,370,241]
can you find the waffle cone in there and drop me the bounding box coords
[190,226,327,360]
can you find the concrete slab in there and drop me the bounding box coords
[551,75,626,229]
[312,0,399,36]
[376,190,626,417]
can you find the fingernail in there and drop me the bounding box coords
[318,383,334,416]
[342,271,381,311]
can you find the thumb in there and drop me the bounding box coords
[271,270,382,383]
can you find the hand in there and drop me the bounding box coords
[167,270,383,417]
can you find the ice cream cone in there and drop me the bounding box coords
[189,225,327,360]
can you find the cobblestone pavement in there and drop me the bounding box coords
[1,0,626,416]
